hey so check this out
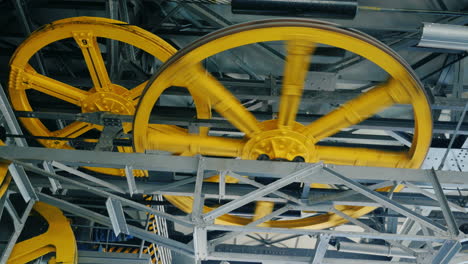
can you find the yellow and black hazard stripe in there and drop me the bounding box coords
[105,246,140,254]
[105,195,161,263]
[143,243,159,263]
[143,194,161,264]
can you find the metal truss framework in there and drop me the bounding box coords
[0,145,467,264]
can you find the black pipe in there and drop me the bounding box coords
[231,0,358,19]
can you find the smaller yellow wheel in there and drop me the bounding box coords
[133,19,432,229]
[8,17,211,177]
[8,202,77,264]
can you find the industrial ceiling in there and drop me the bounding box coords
[0,0,468,263]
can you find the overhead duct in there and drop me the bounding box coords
[231,0,358,19]
[418,23,468,51]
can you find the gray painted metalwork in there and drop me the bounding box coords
[42,161,62,194]
[203,164,322,221]
[106,198,130,236]
[311,234,331,264]
[0,198,35,264]
[426,169,460,236]
[38,193,195,257]
[124,165,138,196]
[323,168,448,233]
[7,163,38,203]
[0,146,465,263]
[51,161,126,194]
[16,160,194,227]
[77,251,151,264]
[2,146,468,187]
[419,23,468,51]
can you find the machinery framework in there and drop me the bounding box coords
[0,145,467,263]
[1,2,468,263]
[0,79,467,263]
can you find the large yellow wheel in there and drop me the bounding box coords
[8,17,211,177]
[134,19,432,229]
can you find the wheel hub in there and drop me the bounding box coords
[82,85,134,115]
[241,120,316,162]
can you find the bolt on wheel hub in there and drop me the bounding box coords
[242,120,316,162]
[82,85,134,115]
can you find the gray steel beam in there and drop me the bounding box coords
[402,181,466,213]
[12,0,47,75]
[0,84,37,202]
[203,164,322,221]
[0,194,6,223]
[206,224,453,242]
[106,198,130,236]
[106,0,119,80]
[329,207,417,257]
[38,193,194,257]
[323,168,448,234]
[426,169,460,236]
[8,163,38,202]
[15,108,468,135]
[124,165,138,196]
[23,177,468,211]
[336,242,423,259]
[2,146,468,187]
[51,161,126,194]
[228,171,302,204]
[78,251,151,264]
[209,205,292,247]
[16,160,194,227]
[191,157,206,222]
[0,199,35,263]
[42,161,62,194]
[208,244,448,264]
[311,234,331,264]
[0,84,27,147]
[193,227,208,261]
[427,240,461,264]
[438,102,468,170]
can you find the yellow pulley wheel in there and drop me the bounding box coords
[8,202,77,264]
[8,17,211,177]
[133,19,432,229]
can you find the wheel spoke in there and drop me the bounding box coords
[147,129,244,157]
[21,66,89,106]
[73,32,112,91]
[316,145,410,167]
[278,40,316,128]
[302,79,403,141]
[253,201,275,223]
[123,81,148,103]
[53,121,97,138]
[178,65,261,137]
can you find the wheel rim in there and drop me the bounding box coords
[9,17,211,177]
[134,19,432,228]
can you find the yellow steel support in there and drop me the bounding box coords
[133,19,432,229]
[8,17,211,177]
[8,202,77,264]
